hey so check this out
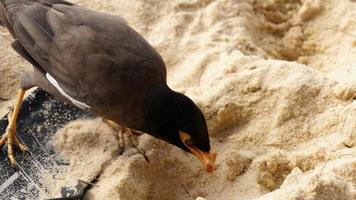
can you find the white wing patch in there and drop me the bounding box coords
[46,73,92,109]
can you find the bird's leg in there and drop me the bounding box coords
[117,129,125,155]
[102,119,148,162]
[102,119,125,154]
[126,128,149,162]
[102,119,144,136]
[103,119,121,132]
[0,89,27,166]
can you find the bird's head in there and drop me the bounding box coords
[144,85,217,173]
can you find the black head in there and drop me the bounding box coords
[143,84,216,172]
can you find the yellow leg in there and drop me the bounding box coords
[103,119,148,162]
[103,119,121,132]
[103,119,125,154]
[127,129,149,162]
[116,129,125,155]
[0,89,27,166]
[103,119,128,155]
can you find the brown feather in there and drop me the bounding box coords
[0,0,167,130]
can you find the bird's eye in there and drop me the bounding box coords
[185,139,194,146]
[179,131,195,147]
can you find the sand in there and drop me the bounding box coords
[0,0,355,200]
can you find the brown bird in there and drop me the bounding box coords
[0,0,216,172]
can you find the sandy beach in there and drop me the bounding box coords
[0,0,355,199]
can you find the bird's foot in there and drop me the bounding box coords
[127,131,149,162]
[0,111,27,166]
[114,128,149,162]
[103,119,148,162]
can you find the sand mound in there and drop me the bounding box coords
[1,0,355,200]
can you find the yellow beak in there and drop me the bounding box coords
[179,131,217,173]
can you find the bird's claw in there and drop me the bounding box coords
[0,105,27,166]
[0,127,28,166]
[114,129,149,162]
[138,149,149,163]
[127,133,149,163]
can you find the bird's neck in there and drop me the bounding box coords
[141,83,177,135]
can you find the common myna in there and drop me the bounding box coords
[0,0,216,172]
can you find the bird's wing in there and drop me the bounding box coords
[0,0,166,107]
[0,0,73,36]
